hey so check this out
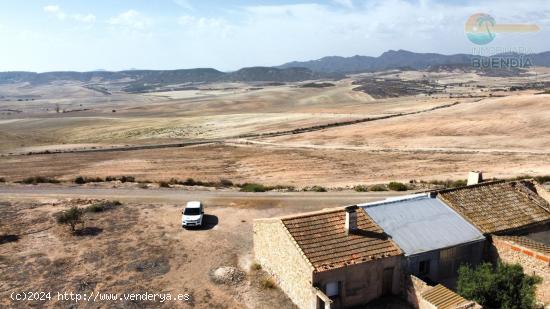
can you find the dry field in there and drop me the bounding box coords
[0,197,299,308]
[1,68,550,186]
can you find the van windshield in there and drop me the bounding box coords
[184,208,201,215]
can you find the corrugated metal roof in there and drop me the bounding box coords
[359,194,485,256]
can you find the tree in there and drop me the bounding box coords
[457,262,542,309]
[56,206,84,233]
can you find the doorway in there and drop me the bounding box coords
[382,267,394,295]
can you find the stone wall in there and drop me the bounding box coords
[253,218,317,309]
[313,255,403,308]
[405,276,481,309]
[405,275,432,309]
[491,237,550,304]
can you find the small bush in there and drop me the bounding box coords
[182,178,197,186]
[450,179,467,188]
[86,201,121,213]
[260,276,276,289]
[250,263,262,271]
[429,179,468,188]
[56,206,84,232]
[458,262,542,309]
[303,186,327,192]
[0,177,5,183]
[240,183,267,192]
[158,181,170,188]
[270,185,296,192]
[535,175,550,184]
[353,185,369,192]
[219,179,234,187]
[119,176,135,183]
[388,182,408,191]
[369,184,388,191]
[74,176,104,184]
[18,176,61,185]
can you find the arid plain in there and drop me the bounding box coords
[1,68,550,187]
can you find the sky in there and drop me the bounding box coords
[0,0,549,72]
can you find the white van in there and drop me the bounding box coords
[182,201,204,228]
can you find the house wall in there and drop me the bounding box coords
[407,241,485,283]
[253,219,317,309]
[490,237,550,304]
[313,255,403,308]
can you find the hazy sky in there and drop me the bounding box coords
[0,0,548,72]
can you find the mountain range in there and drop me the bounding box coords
[278,49,550,73]
[1,50,549,88]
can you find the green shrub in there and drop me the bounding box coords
[74,176,104,184]
[219,179,234,187]
[534,175,550,183]
[119,176,135,183]
[168,178,180,185]
[56,206,84,232]
[182,178,197,186]
[369,184,388,191]
[450,179,467,188]
[240,183,268,192]
[458,262,542,309]
[353,185,369,192]
[311,186,327,192]
[158,181,170,188]
[86,201,121,213]
[18,176,61,185]
[250,263,262,271]
[388,182,408,191]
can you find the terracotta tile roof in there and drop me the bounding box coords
[421,284,471,309]
[281,207,402,272]
[437,180,550,234]
[495,235,550,255]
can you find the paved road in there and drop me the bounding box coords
[0,185,410,208]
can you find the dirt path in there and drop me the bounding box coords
[0,185,407,208]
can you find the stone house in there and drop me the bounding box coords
[253,206,403,309]
[254,177,550,308]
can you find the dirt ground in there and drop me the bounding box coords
[1,142,549,187]
[0,196,313,308]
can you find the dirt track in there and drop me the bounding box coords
[0,185,403,207]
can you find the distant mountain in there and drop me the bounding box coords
[225,67,333,82]
[278,50,550,73]
[0,67,337,88]
[2,50,549,88]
